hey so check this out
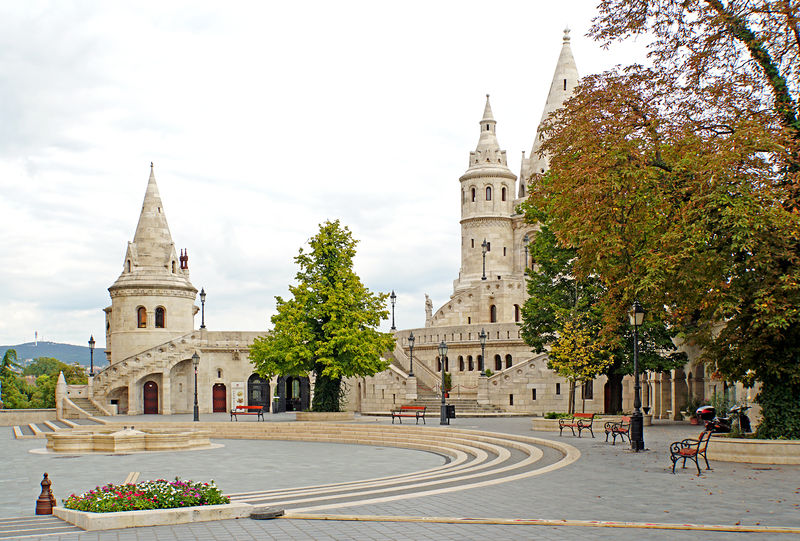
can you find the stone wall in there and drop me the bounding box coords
[0,409,57,426]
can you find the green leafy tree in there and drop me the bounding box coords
[1,349,20,378]
[527,1,800,437]
[249,220,395,411]
[23,357,87,384]
[31,375,57,408]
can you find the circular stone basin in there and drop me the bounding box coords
[45,427,213,454]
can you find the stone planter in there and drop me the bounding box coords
[54,502,252,531]
[294,411,354,421]
[707,435,800,464]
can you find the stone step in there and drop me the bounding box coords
[0,515,81,538]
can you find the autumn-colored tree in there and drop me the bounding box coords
[249,220,395,412]
[528,1,800,437]
[547,319,614,413]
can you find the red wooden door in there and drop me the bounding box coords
[143,381,158,414]
[213,383,226,412]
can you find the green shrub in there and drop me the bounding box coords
[544,411,571,419]
[63,478,229,513]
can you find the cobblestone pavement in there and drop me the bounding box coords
[3,414,799,540]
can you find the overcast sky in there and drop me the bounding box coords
[0,1,647,348]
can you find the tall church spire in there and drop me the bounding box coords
[519,28,580,197]
[131,163,176,268]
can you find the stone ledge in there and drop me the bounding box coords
[707,436,800,464]
[294,411,354,421]
[54,502,253,531]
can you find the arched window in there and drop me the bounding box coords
[486,123,490,131]
[437,357,441,372]
[494,354,502,371]
[445,356,449,372]
[137,307,147,328]
[126,260,131,272]
[468,355,474,371]
[505,354,513,369]
[171,261,176,273]
[471,188,476,202]
[514,304,520,322]
[477,355,483,372]
[490,305,497,323]
[155,307,166,328]
[486,186,492,201]
[501,187,507,201]
[459,356,465,371]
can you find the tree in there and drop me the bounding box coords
[547,319,614,413]
[249,220,395,411]
[23,357,87,384]
[519,222,686,412]
[527,1,800,437]
[1,349,20,378]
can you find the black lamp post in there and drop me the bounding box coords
[88,335,95,377]
[199,288,206,329]
[390,290,397,331]
[408,331,415,376]
[438,340,449,425]
[481,239,488,280]
[192,352,200,422]
[523,234,530,270]
[628,301,646,451]
[479,328,487,376]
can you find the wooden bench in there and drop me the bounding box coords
[558,413,595,438]
[604,416,631,445]
[391,405,427,424]
[230,405,266,421]
[670,431,712,474]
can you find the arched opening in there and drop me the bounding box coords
[212,383,227,412]
[155,307,166,328]
[458,356,465,371]
[126,260,131,272]
[505,354,513,369]
[468,355,474,371]
[171,261,176,273]
[445,356,449,372]
[436,357,441,372]
[137,307,147,328]
[486,186,492,201]
[490,305,497,323]
[501,187,507,201]
[247,374,270,408]
[514,304,520,322]
[277,376,310,412]
[494,354,502,371]
[477,355,483,373]
[143,381,158,414]
[471,188,476,202]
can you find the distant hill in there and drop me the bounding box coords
[0,341,105,367]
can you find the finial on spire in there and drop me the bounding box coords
[563,27,571,42]
[150,161,154,170]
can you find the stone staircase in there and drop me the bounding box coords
[410,382,503,414]
[69,397,104,417]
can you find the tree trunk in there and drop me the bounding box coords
[568,381,576,414]
[606,372,624,414]
[312,364,343,412]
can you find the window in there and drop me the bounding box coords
[445,356,449,371]
[437,357,441,372]
[563,79,567,90]
[486,123,490,131]
[509,394,514,405]
[137,307,147,328]
[490,304,497,323]
[477,355,483,372]
[467,316,471,324]
[291,379,300,399]
[582,380,594,400]
[494,354,502,371]
[459,356,465,371]
[468,355,474,371]
[501,187,506,201]
[171,261,176,273]
[486,186,492,201]
[505,354,512,369]
[217,369,222,378]
[471,188,476,202]
[556,383,561,395]
[126,260,131,272]
[471,239,474,248]
[155,307,165,328]
[503,247,506,256]
[531,388,537,400]
[514,304,520,322]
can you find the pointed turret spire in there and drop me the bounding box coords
[131,163,176,268]
[520,29,580,196]
[469,94,509,168]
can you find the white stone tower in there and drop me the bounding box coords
[456,95,518,290]
[104,164,198,363]
[519,27,580,198]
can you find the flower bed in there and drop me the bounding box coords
[63,478,229,513]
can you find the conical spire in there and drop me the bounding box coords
[475,94,500,154]
[131,163,176,268]
[521,28,580,196]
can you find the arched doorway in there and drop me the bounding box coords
[212,383,227,412]
[143,381,158,414]
[277,376,310,412]
[247,374,270,408]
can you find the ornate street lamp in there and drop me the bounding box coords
[628,301,646,451]
[481,239,488,280]
[408,331,415,376]
[523,234,530,270]
[199,288,206,329]
[88,335,95,377]
[438,340,449,425]
[390,290,397,331]
[192,352,200,422]
[479,328,487,377]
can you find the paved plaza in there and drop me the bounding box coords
[2,414,799,540]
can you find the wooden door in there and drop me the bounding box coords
[143,381,158,414]
[212,383,227,412]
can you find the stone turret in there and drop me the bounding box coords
[519,28,580,198]
[104,164,198,363]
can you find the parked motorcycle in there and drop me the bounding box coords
[696,404,751,433]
